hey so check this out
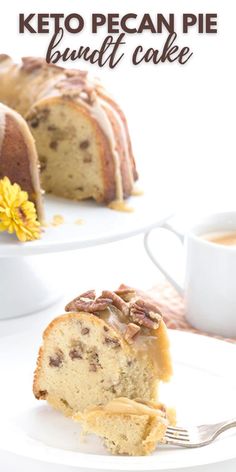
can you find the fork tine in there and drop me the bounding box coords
[166,426,189,433]
[165,433,190,441]
[166,431,189,438]
[164,434,190,443]
[165,430,190,439]
[165,426,191,443]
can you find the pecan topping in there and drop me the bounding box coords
[124,323,141,343]
[79,290,96,300]
[65,289,162,331]
[22,57,64,73]
[115,288,136,302]
[134,298,162,315]
[129,300,162,329]
[101,290,129,316]
[56,77,94,104]
[65,295,111,313]
[22,57,45,72]
[65,69,87,79]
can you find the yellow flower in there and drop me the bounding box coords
[0,177,41,242]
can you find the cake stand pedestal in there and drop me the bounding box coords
[0,193,173,319]
[0,254,65,319]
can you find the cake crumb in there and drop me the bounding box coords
[41,221,50,228]
[131,186,144,197]
[51,214,64,226]
[75,218,85,225]
[108,200,134,213]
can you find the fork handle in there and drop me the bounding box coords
[214,418,236,439]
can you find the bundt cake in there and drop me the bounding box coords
[0,102,43,219]
[33,288,172,416]
[0,55,138,204]
[74,398,175,456]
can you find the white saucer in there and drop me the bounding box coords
[0,330,235,470]
[0,191,172,257]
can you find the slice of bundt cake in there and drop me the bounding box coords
[74,398,175,456]
[33,288,172,416]
[0,102,43,220]
[0,55,138,204]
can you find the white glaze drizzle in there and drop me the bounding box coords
[76,89,124,201]
[97,95,134,191]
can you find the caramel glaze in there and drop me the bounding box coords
[84,397,167,418]
[99,306,172,382]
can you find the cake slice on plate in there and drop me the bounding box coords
[33,288,172,416]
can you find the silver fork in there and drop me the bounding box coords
[163,419,236,448]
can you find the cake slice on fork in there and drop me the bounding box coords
[74,397,176,456]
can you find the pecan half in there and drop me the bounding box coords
[115,288,136,302]
[65,297,111,313]
[101,290,129,316]
[65,69,87,79]
[124,323,141,343]
[79,290,96,300]
[129,301,162,329]
[22,57,45,72]
[134,298,162,315]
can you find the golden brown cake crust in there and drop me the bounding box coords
[0,103,43,219]
[0,115,35,200]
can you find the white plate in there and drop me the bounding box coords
[0,330,236,470]
[0,191,172,257]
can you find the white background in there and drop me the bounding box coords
[0,1,236,470]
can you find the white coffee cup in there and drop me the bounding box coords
[144,212,236,338]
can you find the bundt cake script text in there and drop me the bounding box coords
[19,13,218,69]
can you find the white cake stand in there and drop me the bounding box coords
[0,192,173,319]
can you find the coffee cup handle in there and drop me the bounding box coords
[144,221,184,296]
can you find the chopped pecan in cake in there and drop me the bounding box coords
[104,336,121,348]
[49,349,64,367]
[81,327,90,335]
[69,348,83,360]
